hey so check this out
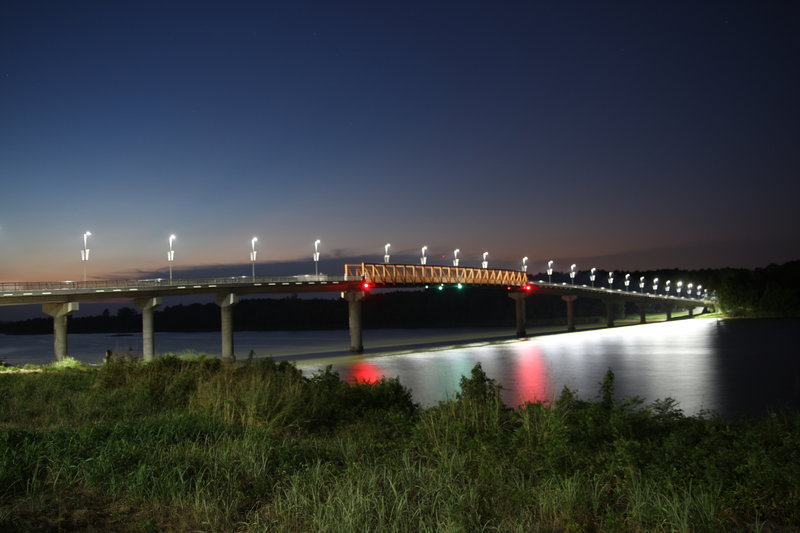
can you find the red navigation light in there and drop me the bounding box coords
[524,284,533,292]
[362,281,371,290]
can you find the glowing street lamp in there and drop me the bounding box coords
[624,273,631,291]
[384,243,391,264]
[453,249,460,267]
[687,282,693,296]
[676,281,683,297]
[81,231,91,284]
[547,260,554,283]
[639,276,645,293]
[696,285,703,299]
[250,237,258,281]
[608,271,614,290]
[167,234,176,282]
[421,246,428,265]
[665,280,672,295]
[313,239,321,276]
[570,264,576,285]
[522,256,528,273]
[590,267,596,287]
[481,252,489,269]
[652,277,659,293]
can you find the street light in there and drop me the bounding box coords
[250,237,258,281]
[421,246,428,265]
[652,277,659,293]
[453,249,460,267]
[167,234,176,282]
[547,260,554,283]
[639,276,645,292]
[590,267,596,288]
[81,231,91,284]
[687,282,693,296]
[313,239,321,276]
[570,264,576,285]
[624,273,631,291]
[482,251,489,269]
[384,243,391,264]
[696,285,703,299]
[665,280,671,295]
[522,256,528,273]
[608,271,614,290]
[677,281,683,297]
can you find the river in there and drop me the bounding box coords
[2,318,798,417]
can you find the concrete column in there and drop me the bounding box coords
[666,304,673,321]
[638,303,647,324]
[561,295,577,332]
[508,291,528,337]
[216,293,239,363]
[42,302,79,361]
[605,301,615,327]
[688,307,694,317]
[134,297,162,361]
[343,290,365,353]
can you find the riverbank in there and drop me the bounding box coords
[1,356,798,531]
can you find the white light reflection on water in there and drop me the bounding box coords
[297,319,721,415]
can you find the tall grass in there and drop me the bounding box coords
[1,357,799,531]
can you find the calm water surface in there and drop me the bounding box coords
[2,318,798,417]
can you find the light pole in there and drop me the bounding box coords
[522,256,528,273]
[590,267,596,288]
[677,281,683,297]
[570,264,576,285]
[453,249,460,267]
[652,277,659,293]
[547,260,554,283]
[250,237,258,281]
[696,285,703,299]
[384,243,391,264]
[665,280,671,295]
[624,273,631,291]
[608,271,614,290]
[313,239,321,276]
[81,231,91,284]
[421,246,428,265]
[687,283,693,296]
[167,234,176,282]
[639,276,645,293]
[481,252,488,269]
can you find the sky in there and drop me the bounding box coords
[1,0,799,286]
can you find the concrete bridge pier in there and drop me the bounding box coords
[42,302,79,361]
[666,304,673,321]
[561,295,577,332]
[134,297,162,361]
[605,300,615,327]
[342,290,365,353]
[216,293,239,363]
[508,291,529,337]
[638,303,647,324]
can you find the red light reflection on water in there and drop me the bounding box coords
[345,361,385,384]
[509,344,551,407]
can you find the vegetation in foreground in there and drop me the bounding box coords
[1,356,799,532]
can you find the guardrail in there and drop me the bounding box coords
[0,275,344,293]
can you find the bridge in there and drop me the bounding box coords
[1,263,713,361]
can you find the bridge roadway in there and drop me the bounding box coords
[0,263,713,361]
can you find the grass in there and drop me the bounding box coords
[1,357,799,531]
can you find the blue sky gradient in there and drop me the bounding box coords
[2,1,798,284]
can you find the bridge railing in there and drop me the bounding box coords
[344,263,528,287]
[0,275,345,293]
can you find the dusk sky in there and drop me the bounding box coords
[2,1,799,284]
